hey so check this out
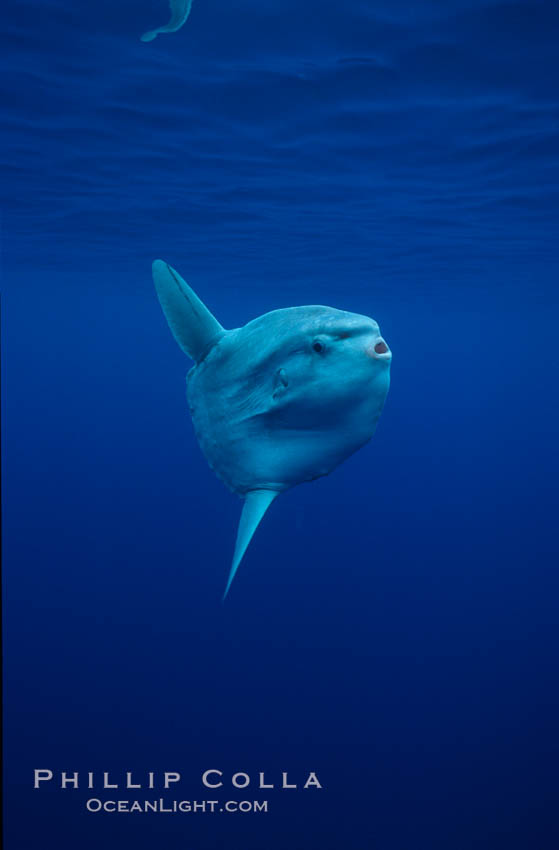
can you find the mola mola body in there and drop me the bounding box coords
[152,260,391,598]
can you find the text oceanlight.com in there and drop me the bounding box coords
[85,799,269,814]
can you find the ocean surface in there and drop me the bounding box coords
[2,1,559,848]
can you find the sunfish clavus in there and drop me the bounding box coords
[141,0,193,42]
[152,260,392,598]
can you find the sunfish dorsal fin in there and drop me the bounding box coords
[152,259,225,361]
[223,490,278,600]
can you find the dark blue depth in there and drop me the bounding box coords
[2,2,559,849]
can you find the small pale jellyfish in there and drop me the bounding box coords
[141,0,194,42]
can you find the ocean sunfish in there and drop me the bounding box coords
[152,260,392,598]
[141,0,193,42]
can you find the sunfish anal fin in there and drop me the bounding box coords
[223,490,278,600]
[152,259,225,362]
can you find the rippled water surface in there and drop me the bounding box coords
[4,0,559,284]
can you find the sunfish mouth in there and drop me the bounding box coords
[366,338,391,360]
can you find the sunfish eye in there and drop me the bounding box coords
[312,340,325,354]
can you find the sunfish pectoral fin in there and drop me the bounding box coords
[223,490,279,601]
[152,259,225,361]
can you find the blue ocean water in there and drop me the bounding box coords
[2,1,559,848]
